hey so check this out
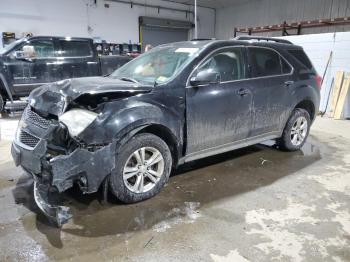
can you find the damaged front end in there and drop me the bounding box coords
[11,78,152,226]
[11,105,117,226]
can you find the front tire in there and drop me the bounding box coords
[277,108,311,151]
[109,133,172,203]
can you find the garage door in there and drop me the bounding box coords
[142,26,189,49]
[139,16,193,51]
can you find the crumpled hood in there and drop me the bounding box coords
[28,77,153,116]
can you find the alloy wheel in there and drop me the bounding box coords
[123,147,164,193]
[290,116,308,146]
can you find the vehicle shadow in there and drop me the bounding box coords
[12,139,321,248]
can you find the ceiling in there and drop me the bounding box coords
[160,0,249,9]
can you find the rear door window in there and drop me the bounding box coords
[59,40,92,57]
[249,47,284,77]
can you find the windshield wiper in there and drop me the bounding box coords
[120,77,139,84]
[154,80,159,87]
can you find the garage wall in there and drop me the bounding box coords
[281,32,350,118]
[0,0,215,47]
[215,0,350,118]
[216,0,350,40]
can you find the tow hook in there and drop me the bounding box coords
[33,181,72,227]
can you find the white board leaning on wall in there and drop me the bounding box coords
[280,32,350,119]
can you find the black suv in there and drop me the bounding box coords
[11,36,321,225]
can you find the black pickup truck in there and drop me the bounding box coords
[0,36,132,111]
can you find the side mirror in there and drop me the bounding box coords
[14,51,24,59]
[14,45,36,61]
[190,69,221,86]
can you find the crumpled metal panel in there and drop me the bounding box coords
[50,142,117,193]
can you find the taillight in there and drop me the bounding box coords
[315,75,322,89]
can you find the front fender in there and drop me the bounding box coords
[79,99,183,146]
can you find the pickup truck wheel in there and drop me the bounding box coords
[277,108,310,151]
[0,94,4,113]
[109,133,172,203]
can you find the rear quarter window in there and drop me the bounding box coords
[286,49,313,70]
[281,58,293,74]
[248,47,287,77]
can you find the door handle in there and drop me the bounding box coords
[237,88,249,96]
[46,62,63,65]
[284,80,294,86]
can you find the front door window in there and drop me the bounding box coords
[195,48,245,82]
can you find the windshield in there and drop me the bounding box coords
[111,45,200,85]
[0,38,24,55]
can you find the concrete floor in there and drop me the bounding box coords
[0,117,349,261]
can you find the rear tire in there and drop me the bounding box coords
[109,133,172,203]
[277,108,310,151]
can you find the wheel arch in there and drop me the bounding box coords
[135,124,180,167]
[294,99,316,121]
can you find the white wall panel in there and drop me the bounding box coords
[281,32,350,118]
[216,0,350,40]
[0,0,215,47]
[214,0,350,118]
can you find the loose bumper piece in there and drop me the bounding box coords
[33,180,72,227]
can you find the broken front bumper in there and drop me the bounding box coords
[12,138,116,226]
[12,140,72,226]
[33,180,72,227]
[11,111,116,226]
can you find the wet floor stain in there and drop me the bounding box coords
[1,138,323,260]
[0,138,330,261]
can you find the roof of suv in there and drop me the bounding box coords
[159,38,303,51]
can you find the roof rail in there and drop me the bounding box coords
[191,38,216,41]
[234,36,293,45]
